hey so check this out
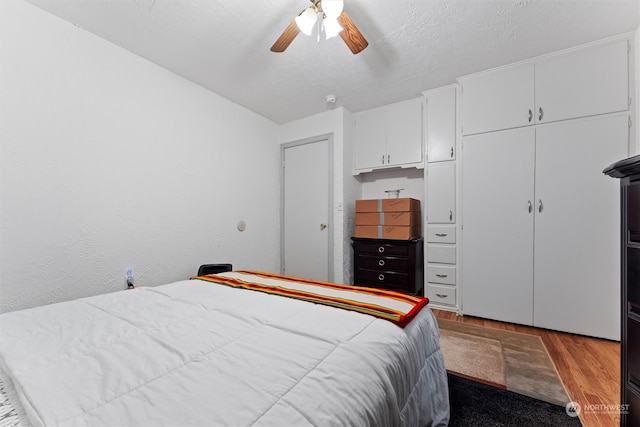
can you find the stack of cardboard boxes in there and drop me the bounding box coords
[354,198,421,240]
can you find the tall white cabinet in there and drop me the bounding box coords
[424,85,459,311]
[459,35,632,339]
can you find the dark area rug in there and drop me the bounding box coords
[448,373,583,426]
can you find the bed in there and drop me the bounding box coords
[0,270,449,427]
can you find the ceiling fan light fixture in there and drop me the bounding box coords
[321,0,344,19]
[295,7,318,36]
[323,17,342,39]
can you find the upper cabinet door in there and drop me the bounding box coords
[535,39,629,124]
[353,108,386,171]
[459,64,534,136]
[425,85,456,163]
[386,98,424,167]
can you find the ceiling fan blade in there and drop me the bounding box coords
[270,18,301,53]
[337,11,368,54]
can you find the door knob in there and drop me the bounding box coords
[320,223,327,230]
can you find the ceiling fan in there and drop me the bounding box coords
[270,0,369,54]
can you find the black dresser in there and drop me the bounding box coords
[351,237,424,296]
[604,155,640,427]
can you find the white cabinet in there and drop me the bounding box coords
[427,162,455,224]
[461,114,628,339]
[459,38,629,136]
[459,64,534,136]
[424,85,457,162]
[535,40,629,124]
[424,84,459,311]
[353,98,423,173]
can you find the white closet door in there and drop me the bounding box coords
[462,128,535,325]
[533,114,628,339]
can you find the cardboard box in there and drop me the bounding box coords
[356,198,420,213]
[355,211,421,226]
[355,199,384,213]
[381,198,420,213]
[354,198,422,239]
[355,225,421,240]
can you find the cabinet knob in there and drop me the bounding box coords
[382,154,385,164]
[378,274,385,281]
[450,147,454,158]
[528,109,533,123]
[320,223,327,230]
[528,200,532,213]
[378,246,385,253]
[538,107,544,121]
[378,259,385,267]
[538,199,544,213]
[449,210,453,221]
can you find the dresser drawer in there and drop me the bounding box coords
[427,244,456,264]
[357,269,410,290]
[427,284,456,306]
[357,242,409,256]
[358,255,409,271]
[427,265,456,285]
[427,226,456,244]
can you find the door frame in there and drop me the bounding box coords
[280,134,335,281]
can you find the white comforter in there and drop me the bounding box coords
[0,278,449,427]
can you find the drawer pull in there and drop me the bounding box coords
[378,246,385,253]
[435,233,448,237]
[378,260,385,267]
[436,274,448,278]
[378,274,385,281]
[435,293,448,298]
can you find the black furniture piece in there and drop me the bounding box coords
[197,263,233,276]
[351,237,424,296]
[604,154,640,427]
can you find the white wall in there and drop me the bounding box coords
[278,107,359,284]
[0,0,280,312]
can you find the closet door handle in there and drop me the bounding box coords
[528,109,533,123]
[538,107,544,121]
[528,200,532,213]
[538,199,544,213]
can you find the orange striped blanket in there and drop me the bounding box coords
[191,270,428,327]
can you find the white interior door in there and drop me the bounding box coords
[283,139,331,282]
[462,127,535,325]
[533,114,628,339]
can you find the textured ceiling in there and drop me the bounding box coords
[24,0,640,124]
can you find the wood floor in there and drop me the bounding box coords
[433,309,621,427]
